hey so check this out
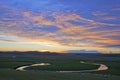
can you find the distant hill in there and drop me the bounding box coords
[68,50,100,54]
[0,51,120,57]
[0,51,59,57]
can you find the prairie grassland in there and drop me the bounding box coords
[0,54,120,80]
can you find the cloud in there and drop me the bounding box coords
[112,8,120,11]
[105,44,120,48]
[92,11,117,21]
[0,35,21,42]
[0,4,120,51]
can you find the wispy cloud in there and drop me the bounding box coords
[112,8,120,11]
[0,1,120,53]
[92,11,117,21]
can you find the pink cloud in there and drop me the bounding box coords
[0,9,120,50]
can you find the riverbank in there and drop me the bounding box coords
[16,61,108,73]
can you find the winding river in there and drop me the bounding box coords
[16,61,108,73]
[16,63,50,71]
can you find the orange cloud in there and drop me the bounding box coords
[0,9,120,53]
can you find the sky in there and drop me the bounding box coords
[0,0,120,53]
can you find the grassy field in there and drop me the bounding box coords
[0,54,120,80]
[0,70,120,80]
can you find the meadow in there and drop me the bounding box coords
[0,53,120,80]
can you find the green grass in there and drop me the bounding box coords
[27,60,98,71]
[0,70,120,80]
[92,60,120,75]
[0,57,99,71]
[0,55,120,80]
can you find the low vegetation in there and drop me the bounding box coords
[0,53,120,80]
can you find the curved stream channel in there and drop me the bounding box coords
[16,61,108,73]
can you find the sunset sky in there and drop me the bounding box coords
[0,0,120,53]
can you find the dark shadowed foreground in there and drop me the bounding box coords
[0,52,120,80]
